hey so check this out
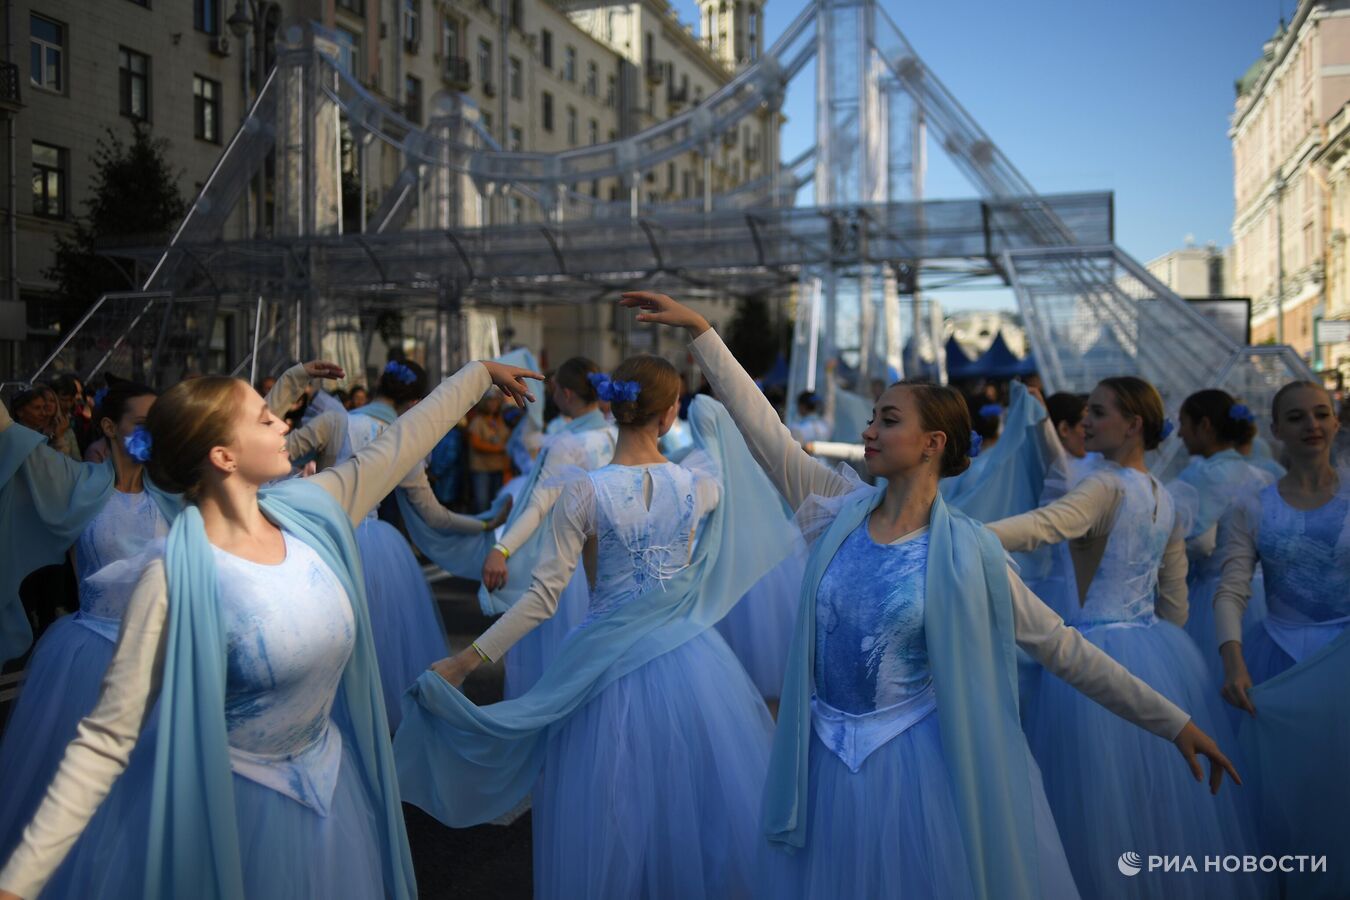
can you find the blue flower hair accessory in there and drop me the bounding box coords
[92,387,109,409]
[383,360,417,385]
[588,372,640,403]
[123,426,153,463]
[978,403,1003,419]
[1229,404,1254,423]
[969,431,983,458]
[1160,418,1176,440]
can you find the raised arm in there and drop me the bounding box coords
[263,361,346,419]
[0,562,168,899]
[285,408,345,472]
[619,292,851,510]
[310,361,540,526]
[986,471,1119,552]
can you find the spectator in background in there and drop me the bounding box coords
[1045,391,1089,459]
[969,393,1003,453]
[467,389,511,511]
[46,375,83,460]
[347,384,369,409]
[9,389,51,434]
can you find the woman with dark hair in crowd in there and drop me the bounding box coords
[479,356,616,699]
[1214,380,1350,898]
[1173,389,1276,671]
[609,292,1237,900]
[0,356,539,900]
[398,354,784,900]
[987,376,1262,900]
[1045,392,1089,462]
[337,358,513,728]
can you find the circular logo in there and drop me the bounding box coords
[1117,852,1143,876]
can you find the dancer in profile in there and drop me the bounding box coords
[1215,380,1350,899]
[624,291,1238,900]
[986,377,1263,900]
[0,357,541,900]
[397,362,787,900]
[478,357,616,698]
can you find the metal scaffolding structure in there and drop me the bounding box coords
[31,0,1313,446]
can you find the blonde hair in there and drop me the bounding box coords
[145,376,245,499]
[609,355,681,427]
[1098,376,1166,450]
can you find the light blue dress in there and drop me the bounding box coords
[346,410,448,729]
[761,523,1078,899]
[44,532,387,899]
[1027,468,1266,900]
[1174,450,1273,676]
[0,490,167,885]
[532,462,774,900]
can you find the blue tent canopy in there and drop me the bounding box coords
[945,336,975,379]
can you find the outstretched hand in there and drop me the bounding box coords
[481,361,544,409]
[619,292,711,336]
[1173,720,1241,795]
[302,360,346,381]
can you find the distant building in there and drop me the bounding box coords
[944,309,1027,360]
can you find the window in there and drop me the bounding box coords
[709,8,718,48]
[541,91,554,131]
[541,29,553,69]
[31,142,65,218]
[749,7,759,60]
[335,27,361,78]
[477,38,493,85]
[509,0,522,29]
[644,31,654,63]
[509,126,522,151]
[119,48,150,121]
[482,111,492,134]
[588,118,598,144]
[586,61,598,97]
[564,46,576,83]
[606,74,616,107]
[29,15,63,92]
[194,0,218,35]
[441,17,459,59]
[193,75,220,142]
[403,0,419,51]
[405,75,422,124]
[667,162,675,192]
[509,56,522,99]
[508,195,522,224]
[336,0,364,12]
[646,86,654,116]
[567,105,577,144]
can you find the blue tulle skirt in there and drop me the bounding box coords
[356,518,447,730]
[41,739,384,899]
[503,565,590,700]
[0,615,117,865]
[759,710,1080,899]
[531,629,773,900]
[715,553,803,699]
[1241,618,1297,686]
[1028,619,1269,900]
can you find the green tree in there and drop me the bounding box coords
[726,294,781,378]
[45,123,187,319]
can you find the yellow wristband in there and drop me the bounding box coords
[481,519,491,532]
[471,642,492,663]
[493,542,511,560]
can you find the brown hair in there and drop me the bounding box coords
[1180,389,1256,446]
[553,356,601,404]
[145,376,245,499]
[1270,380,1328,420]
[1097,376,1166,450]
[608,355,681,427]
[897,379,972,478]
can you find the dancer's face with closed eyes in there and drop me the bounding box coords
[860,386,945,479]
[208,383,294,486]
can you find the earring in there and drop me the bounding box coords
[921,453,931,463]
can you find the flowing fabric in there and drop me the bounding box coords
[477,408,610,615]
[0,423,179,663]
[939,380,1049,525]
[1239,616,1350,899]
[762,486,1043,900]
[146,480,415,900]
[394,398,791,827]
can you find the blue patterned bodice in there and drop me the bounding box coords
[1076,467,1174,629]
[814,524,930,715]
[584,463,704,621]
[1257,482,1350,623]
[213,532,356,813]
[75,490,168,632]
[1176,450,1272,576]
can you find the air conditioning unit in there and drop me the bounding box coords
[209,35,231,57]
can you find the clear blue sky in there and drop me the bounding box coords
[669,0,1296,308]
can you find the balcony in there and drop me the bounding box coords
[0,62,20,112]
[666,82,688,108]
[645,59,664,84]
[745,144,760,163]
[442,56,471,90]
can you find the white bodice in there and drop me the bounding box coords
[1076,467,1175,629]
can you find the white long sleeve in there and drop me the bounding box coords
[809,441,866,463]
[495,433,611,555]
[1213,501,1259,647]
[1008,565,1189,740]
[285,408,345,472]
[398,463,490,534]
[262,363,310,418]
[0,562,169,898]
[310,362,491,526]
[689,329,852,511]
